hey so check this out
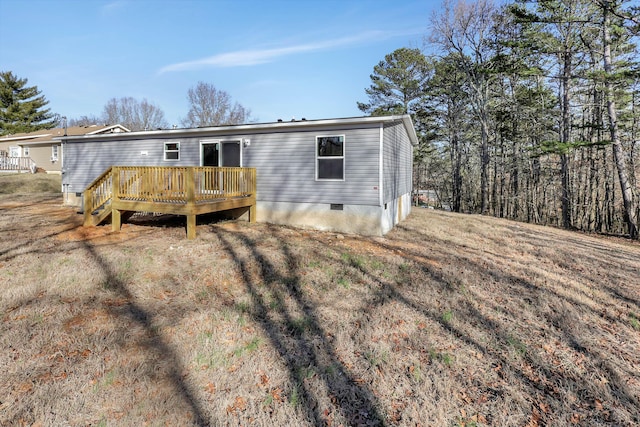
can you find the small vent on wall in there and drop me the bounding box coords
[330,204,344,211]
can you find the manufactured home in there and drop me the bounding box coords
[60,115,417,236]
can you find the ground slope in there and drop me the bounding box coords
[1,195,638,426]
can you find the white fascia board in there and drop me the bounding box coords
[401,115,419,146]
[0,134,49,142]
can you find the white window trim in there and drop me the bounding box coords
[163,141,180,161]
[23,147,30,157]
[51,145,59,161]
[315,134,345,181]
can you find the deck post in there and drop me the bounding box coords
[186,168,196,239]
[83,188,93,226]
[249,201,256,223]
[249,170,256,222]
[112,208,121,232]
[112,167,121,232]
[186,214,196,239]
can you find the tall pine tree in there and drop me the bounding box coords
[0,71,57,135]
[357,47,432,117]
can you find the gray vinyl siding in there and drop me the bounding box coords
[382,121,413,203]
[243,125,380,205]
[62,137,201,193]
[63,125,382,206]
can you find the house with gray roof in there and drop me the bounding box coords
[60,115,416,236]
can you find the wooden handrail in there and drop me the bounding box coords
[84,166,113,191]
[83,166,113,225]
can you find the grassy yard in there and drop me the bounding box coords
[0,193,638,426]
[0,173,61,194]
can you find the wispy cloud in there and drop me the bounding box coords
[158,29,422,74]
[101,0,126,15]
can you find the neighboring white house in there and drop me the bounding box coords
[59,116,417,236]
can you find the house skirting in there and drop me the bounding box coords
[63,192,82,207]
[381,193,412,235]
[256,195,411,236]
[62,193,412,236]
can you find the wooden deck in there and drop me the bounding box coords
[83,166,256,239]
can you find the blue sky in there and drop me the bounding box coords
[0,0,437,126]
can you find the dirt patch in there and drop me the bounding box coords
[1,194,639,426]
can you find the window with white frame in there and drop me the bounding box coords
[164,142,180,161]
[316,135,344,180]
[23,147,30,157]
[51,145,59,161]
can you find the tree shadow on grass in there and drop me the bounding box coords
[213,225,385,426]
[0,198,82,262]
[75,234,213,426]
[340,222,640,425]
[1,230,216,426]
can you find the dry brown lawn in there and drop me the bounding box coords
[1,192,639,426]
[0,173,60,194]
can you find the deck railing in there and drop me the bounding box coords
[111,166,256,203]
[83,166,257,237]
[0,156,36,173]
[84,167,114,215]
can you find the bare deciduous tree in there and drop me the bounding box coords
[181,82,252,128]
[67,115,103,127]
[102,97,168,131]
[430,0,497,214]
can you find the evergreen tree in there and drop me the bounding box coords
[509,0,595,229]
[596,0,639,238]
[357,47,432,117]
[358,47,437,207]
[0,71,57,135]
[427,54,474,212]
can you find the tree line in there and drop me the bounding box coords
[3,0,638,239]
[0,75,252,133]
[358,0,639,239]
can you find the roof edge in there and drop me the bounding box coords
[58,115,419,145]
[87,124,131,135]
[0,134,48,142]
